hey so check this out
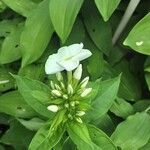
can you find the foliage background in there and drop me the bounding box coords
[0,0,150,149]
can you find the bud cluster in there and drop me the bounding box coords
[47,64,92,123]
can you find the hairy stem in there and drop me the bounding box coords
[112,0,141,45]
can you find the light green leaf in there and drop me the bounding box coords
[21,0,54,67]
[0,23,23,64]
[87,125,117,150]
[124,13,150,55]
[111,112,150,150]
[110,97,135,119]
[18,64,45,81]
[82,1,112,56]
[1,0,37,17]
[67,122,100,150]
[86,76,121,122]
[94,0,121,21]
[18,118,45,131]
[0,91,37,118]
[29,121,65,150]
[49,0,84,43]
[13,75,53,118]
[0,67,15,92]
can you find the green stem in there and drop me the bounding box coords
[67,71,72,85]
[112,0,141,45]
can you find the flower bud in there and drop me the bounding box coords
[50,81,55,89]
[60,82,65,89]
[81,88,92,97]
[55,84,61,90]
[73,64,82,80]
[51,90,61,97]
[67,84,74,95]
[80,77,89,88]
[76,111,85,116]
[56,72,63,81]
[47,105,59,112]
[76,117,83,123]
[70,101,75,107]
[63,94,68,99]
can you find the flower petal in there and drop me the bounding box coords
[45,54,64,74]
[58,59,79,71]
[58,43,83,58]
[73,49,92,61]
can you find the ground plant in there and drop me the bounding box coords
[0,0,150,150]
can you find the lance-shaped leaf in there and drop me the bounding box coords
[0,91,37,118]
[111,112,150,150]
[21,0,54,67]
[82,0,112,56]
[13,75,53,118]
[0,23,23,64]
[86,75,121,122]
[49,0,84,43]
[87,125,117,150]
[1,0,37,17]
[94,0,121,21]
[124,13,150,55]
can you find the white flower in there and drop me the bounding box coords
[47,105,59,112]
[45,43,92,74]
[73,64,82,80]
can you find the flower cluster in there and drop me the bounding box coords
[45,43,92,123]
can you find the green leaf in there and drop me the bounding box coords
[140,141,150,150]
[1,0,37,17]
[29,121,65,150]
[110,97,135,119]
[133,100,150,112]
[67,122,99,150]
[86,76,121,122]
[94,0,121,21]
[1,120,34,150]
[49,0,84,43]
[0,19,20,37]
[111,112,150,150]
[0,67,15,92]
[84,35,104,80]
[18,64,45,81]
[21,0,54,67]
[0,23,23,64]
[18,118,45,131]
[82,0,112,56]
[0,91,37,118]
[87,125,117,150]
[111,59,141,101]
[31,90,51,104]
[124,13,150,55]
[13,75,53,118]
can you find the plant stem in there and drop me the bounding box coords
[112,0,141,46]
